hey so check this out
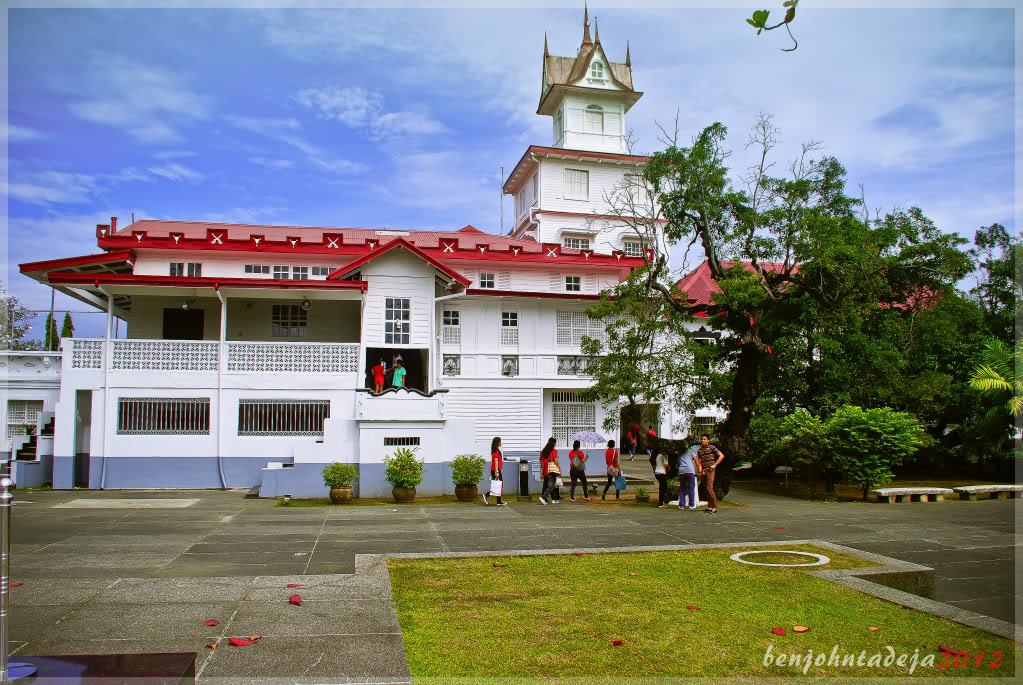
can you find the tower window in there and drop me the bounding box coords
[590,62,604,80]
[585,105,604,134]
[564,169,589,200]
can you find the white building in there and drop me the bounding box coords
[8,10,693,497]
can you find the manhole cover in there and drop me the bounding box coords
[729,550,831,567]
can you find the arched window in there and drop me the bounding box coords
[590,61,604,79]
[585,104,604,134]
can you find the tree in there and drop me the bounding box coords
[61,312,75,340]
[746,0,800,51]
[824,405,926,500]
[970,339,1022,417]
[0,282,39,350]
[43,313,60,351]
[968,223,1020,345]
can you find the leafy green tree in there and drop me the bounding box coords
[970,339,1021,417]
[42,313,60,351]
[61,312,75,339]
[824,405,926,500]
[968,223,1019,345]
[0,282,40,350]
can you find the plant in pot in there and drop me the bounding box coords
[322,462,358,504]
[450,454,485,502]
[634,486,650,503]
[384,447,424,503]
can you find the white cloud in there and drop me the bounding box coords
[250,156,295,170]
[6,124,47,143]
[68,57,210,143]
[225,115,302,135]
[5,172,99,206]
[370,111,447,141]
[147,162,205,183]
[225,115,366,175]
[198,206,290,223]
[152,150,199,160]
[294,86,383,127]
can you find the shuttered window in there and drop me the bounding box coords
[442,310,460,345]
[556,311,606,347]
[552,391,596,448]
[564,169,589,200]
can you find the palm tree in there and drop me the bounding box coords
[970,339,1022,417]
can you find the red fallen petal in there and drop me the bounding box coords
[203,619,220,627]
[868,627,880,632]
[289,594,302,606]
[771,628,787,636]
[767,345,772,354]
[685,606,700,610]
[249,635,263,641]
[9,583,22,588]
[574,552,583,556]
[286,583,303,588]
[492,563,508,567]
[774,527,784,530]
[611,640,625,646]
[206,643,217,650]
[228,637,256,646]
[793,626,810,633]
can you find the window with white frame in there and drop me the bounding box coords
[238,399,329,437]
[6,400,44,445]
[501,311,518,346]
[590,62,604,80]
[623,240,646,258]
[291,266,309,280]
[310,266,337,277]
[563,236,590,250]
[516,174,538,217]
[553,109,564,144]
[565,276,581,292]
[272,304,307,338]
[564,169,589,200]
[442,310,460,345]
[187,262,201,277]
[169,263,184,277]
[551,391,596,447]
[384,297,411,345]
[479,273,495,289]
[273,265,290,280]
[244,264,270,275]
[556,311,606,347]
[585,105,604,134]
[117,397,210,435]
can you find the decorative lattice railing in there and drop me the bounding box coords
[226,342,360,374]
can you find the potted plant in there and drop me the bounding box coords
[450,454,485,502]
[634,486,650,503]
[384,447,424,503]
[322,462,358,504]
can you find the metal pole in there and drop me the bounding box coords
[48,288,55,351]
[2,473,37,680]
[500,166,504,235]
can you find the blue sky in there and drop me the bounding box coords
[3,3,1016,339]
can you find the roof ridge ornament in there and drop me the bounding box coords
[626,40,631,66]
[544,32,549,58]
[581,2,592,49]
[594,16,600,44]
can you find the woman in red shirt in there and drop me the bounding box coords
[371,359,386,393]
[602,439,622,500]
[538,437,559,505]
[483,436,506,506]
[568,439,592,502]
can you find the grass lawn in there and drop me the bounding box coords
[388,545,1016,678]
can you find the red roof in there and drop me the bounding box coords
[677,260,795,310]
[328,238,471,286]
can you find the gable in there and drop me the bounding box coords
[570,46,622,91]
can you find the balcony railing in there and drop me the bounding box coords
[66,338,360,374]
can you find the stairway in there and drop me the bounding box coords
[15,416,54,461]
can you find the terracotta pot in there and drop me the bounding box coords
[455,484,478,502]
[329,485,353,504]
[392,486,416,503]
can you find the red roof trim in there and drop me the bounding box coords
[20,250,135,273]
[465,288,605,300]
[327,238,472,286]
[535,209,668,224]
[45,273,368,292]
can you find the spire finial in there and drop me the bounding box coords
[544,31,549,58]
[626,40,631,66]
[582,2,592,47]
[594,16,600,44]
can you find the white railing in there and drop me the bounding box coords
[64,338,360,374]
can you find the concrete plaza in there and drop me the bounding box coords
[5,486,1019,682]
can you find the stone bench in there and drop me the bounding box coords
[870,487,952,503]
[953,485,1023,501]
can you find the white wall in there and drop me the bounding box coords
[361,249,435,348]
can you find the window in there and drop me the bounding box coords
[245,264,270,274]
[585,104,604,134]
[552,391,596,448]
[516,174,538,217]
[693,329,718,374]
[310,266,337,277]
[291,266,309,280]
[565,276,581,292]
[442,310,460,345]
[590,62,604,79]
[501,356,519,377]
[169,263,184,277]
[187,262,201,278]
[553,109,564,144]
[384,436,421,446]
[623,240,645,257]
[557,355,599,376]
[501,311,518,346]
[238,399,329,437]
[556,311,607,347]
[442,354,461,376]
[479,273,495,289]
[384,297,411,345]
[272,304,307,338]
[6,400,44,444]
[564,169,589,200]
[273,265,290,280]
[563,237,590,251]
[117,397,210,435]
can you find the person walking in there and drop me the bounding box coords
[483,436,506,506]
[654,449,670,507]
[697,434,725,514]
[538,437,560,505]
[625,427,637,461]
[602,439,622,500]
[568,440,592,502]
[678,443,699,510]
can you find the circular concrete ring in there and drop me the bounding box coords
[729,549,831,567]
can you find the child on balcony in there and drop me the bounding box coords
[372,359,386,393]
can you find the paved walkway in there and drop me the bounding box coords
[6,486,1018,682]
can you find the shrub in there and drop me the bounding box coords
[450,454,485,487]
[321,462,358,488]
[384,447,424,489]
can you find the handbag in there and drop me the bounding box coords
[607,466,621,477]
[489,480,503,497]
[555,477,564,489]
[547,459,560,475]
[571,454,585,471]
[615,474,627,490]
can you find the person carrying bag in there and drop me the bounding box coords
[603,439,623,500]
[483,436,507,506]
[538,437,560,505]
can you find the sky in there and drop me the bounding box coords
[2,2,1017,339]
